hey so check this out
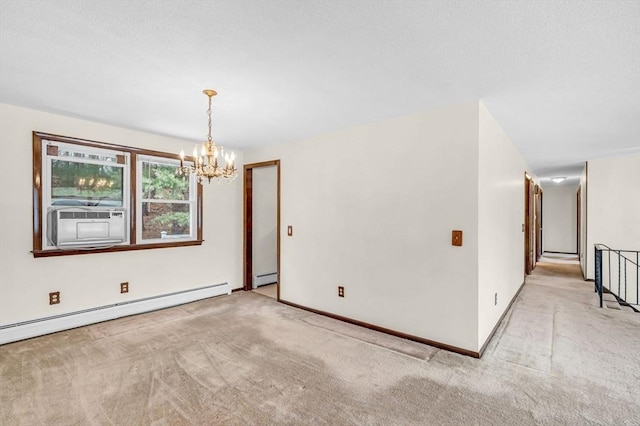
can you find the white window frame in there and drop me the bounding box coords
[41,140,130,249]
[136,155,197,244]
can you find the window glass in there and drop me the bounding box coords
[141,162,189,200]
[139,158,195,241]
[141,202,190,239]
[51,159,124,207]
[57,148,119,163]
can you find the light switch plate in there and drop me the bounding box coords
[452,230,463,246]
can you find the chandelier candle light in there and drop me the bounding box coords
[179,89,237,183]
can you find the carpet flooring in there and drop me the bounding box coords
[538,253,580,265]
[1,261,639,425]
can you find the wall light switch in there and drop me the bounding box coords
[287,225,293,236]
[452,230,463,246]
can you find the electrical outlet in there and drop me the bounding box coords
[338,286,344,297]
[495,292,498,306]
[120,282,129,294]
[49,291,60,305]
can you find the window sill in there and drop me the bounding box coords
[32,239,204,258]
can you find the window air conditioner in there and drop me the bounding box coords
[49,208,127,248]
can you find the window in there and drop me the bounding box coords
[41,141,130,250]
[137,156,197,242]
[32,132,203,257]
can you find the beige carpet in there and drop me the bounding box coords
[1,262,639,425]
[539,252,580,265]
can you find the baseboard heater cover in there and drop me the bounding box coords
[0,282,231,345]
[253,272,277,288]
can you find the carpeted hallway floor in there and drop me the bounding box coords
[1,259,639,425]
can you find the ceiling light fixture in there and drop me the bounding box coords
[550,177,566,183]
[179,89,237,184]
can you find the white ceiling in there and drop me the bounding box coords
[1,1,638,184]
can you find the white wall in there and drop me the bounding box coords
[0,103,243,326]
[252,165,278,282]
[585,153,640,279]
[245,101,484,352]
[542,184,578,253]
[244,101,529,353]
[477,102,528,349]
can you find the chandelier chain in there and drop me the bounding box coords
[207,94,213,143]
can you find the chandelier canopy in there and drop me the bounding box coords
[179,89,237,184]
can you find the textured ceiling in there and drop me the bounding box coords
[1,1,638,184]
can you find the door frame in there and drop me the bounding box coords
[243,160,281,300]
[577,185,581,260]
[524,173,534,275]
[535,185,543,262]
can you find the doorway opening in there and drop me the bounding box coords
[243,160,281,300]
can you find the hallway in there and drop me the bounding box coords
[485,253,639,397]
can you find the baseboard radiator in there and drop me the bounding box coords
[253,272,277,288]
[0,282,231,345]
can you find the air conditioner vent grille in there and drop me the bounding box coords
[59,211,111,219]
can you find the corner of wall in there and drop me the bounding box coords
[476,102,528,351]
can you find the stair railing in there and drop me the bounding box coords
[594,244,639,312]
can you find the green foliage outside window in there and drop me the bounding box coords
[142,163,189,200]
[141,162,191,238]
[149,211,190,228]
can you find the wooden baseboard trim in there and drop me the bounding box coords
[231,287,244,293]
[477,280,526,358]
[544,251,578,255]
[279,299,479,358]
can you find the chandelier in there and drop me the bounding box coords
[179,89,237,183]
